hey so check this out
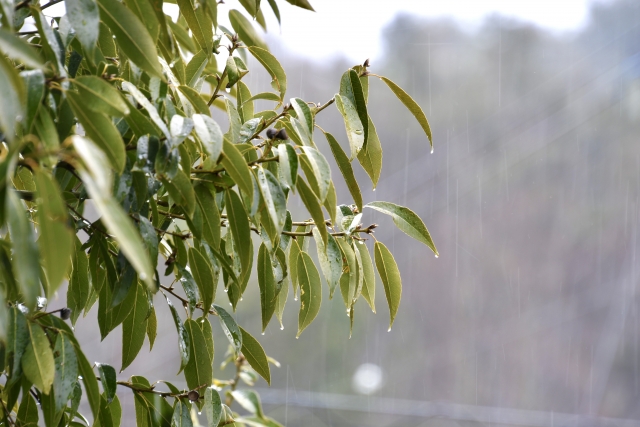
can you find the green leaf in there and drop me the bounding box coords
[365,201,438,255]
[224,99,242,143]
[323,131,362,211]
[72,136,155,290]
[165,295,190,370]
[205,387,223,427]
[177,264,199,316]
[212,304,242,357]
[184,319,213,390]
[138,215,159,271]
[7,307,28,377]
[73,342,100,418]
[67,92,126,173]
[22,322,54,394]
[199,316,214,364]
[229,9,267,51]
[0,55,24,143]
[248,47,286,101]
[374,241,402,330]
[97,362,117,403]
[189,247,215,312]
[231,390,264,418]
[194,185,221,250]
[284,0,314,10]
[356,117,382,189]
[16,389,39,426]
[296,251,322,337]
[379,76,433,149]
[312,228,341,298]
[244,92,281,104]
[256,166,287,235]
[334,94,364,160]
[300,146,331,203]
[225,188,252,280]
[239,327,270,385]
[6,191,39,309]
[336,237,357,311]
[277,143,298,190]
[354,242,375,312]
[178,85,210,115]
[73,76,130,117]
[290,98,313,141]
[96,394,115,427]
[192,114,223,162]
[0,28,44,68]
[147,306,158,351]
[340,69,368,147]
[97,0,163,77]
[65,0,100,56]
[122,282,149,371]
[221,138,254,200]
[34,169,73,293]
[275,273,288,330]
[20,69,44,133]
[172,399,193,427]
[122,81,171,140]
[177,0,213,53]
[186,50,209,87]
[161,169,196,217]
[257,243,278,332]
[53,333,78,412]
[296,178,327,247]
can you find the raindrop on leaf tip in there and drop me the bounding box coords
[430,147,434,154]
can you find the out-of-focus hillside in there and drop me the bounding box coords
[60,1,640,425]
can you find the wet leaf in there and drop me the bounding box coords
[340,69,368,147]
[231,390,264,418]
[97,362,117,403]
[323,131,362,211]
[193,114,223,163]
[221,138,254,200]
[296,251,321,337]
[53,333,78,412]
[374,241,402,330]
[73,75,129,117]
[239,326,270,385]
[354,242,375,312]
[229,9,267,51]
[334,94,364,160]
[213,304,242,357]
[258,243,278,332]
[0,28,44,68]
[189,247,215,312]
[296,178,327,247]
[122,282,149,371]
[184,318,213,390]
[205,387,223,427]
[277,143,298,189]
[312,228,341,298]
[165,295,190,371]
[357,117,382,189]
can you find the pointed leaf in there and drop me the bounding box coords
[225,188,252,279]
[53,333,78,412]
[340,69,368,147]
[248,46,286,100]
[256,166,286,235]
[122,282,149,371]
[193,114,223,162]
[374,241,402,330]
[239,327,270,385]
[334,94,364,159]
[189,247,215,312]
[296,178,327,247]
[205,387,223,427]
[355,242,375,312]
[74,76,130,117]
[213,304,242,357]
[258,243,277,332]
[184,319,213,390]
[177,0,213,53]
[365,201,438,255]
[97,363,117,403]
[312,228,341,298]
[161,169,196,217]
[65,0,100,55]
[296,251,321,337]
[165,295,190,370]
[300,146,330,203]
[229,9,267,51]
[277,143,297,189]
[357,117,382,189]
[0,28,44,68]
[323,131,362,211]
[221,138,254,200]
[194,185,221,250]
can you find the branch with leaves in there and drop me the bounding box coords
[0,0,438,425]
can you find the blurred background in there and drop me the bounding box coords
[52,0,640,425]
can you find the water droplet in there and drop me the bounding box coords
[280,326,284,330]
[388,327,392,332]
[240,297,243,301]
[224,288,228,293]
[139,273,147,280]
[198,412,202,415]
[294,297,298,301]
[229,302,232,306]
[355,129,363,135]
[225,87,231,93]
[112,35,116,39]
[435,254,439,258]
[430,146,434,154]
[261,332,265,336]
[295,336,299,340]
[373,188,376,192]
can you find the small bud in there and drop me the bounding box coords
[266,128,277,139]
[363,58,370,68]
[188,390,200,401]
[60,308,72,320]
[275,129,288,140]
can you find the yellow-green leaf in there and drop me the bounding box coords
[229,9,267,51]
[239,326,270,385]
[296,251,321,337]
[323,131,362,211]
[374,241,402,330]
[357,117,382,189]
[73,76,130,117]
[221,138,253,200]
[296,178,327,247]
[22,322,54,394]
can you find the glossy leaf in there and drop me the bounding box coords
[178,85,210,115]
[257,166,287,235]
[97,0,163,77]
[248,46,286,101]
[161,169,196,217]
[184,319,213,390]
[239,326,270,384]
[225,189,252,279]
[165,295,190,371]
[73,342,101,418]
[336,237,357,310]
[189,247,215,312]
[365,201,438,255]
[300,146,331,203]
[379,76,433,148]
[231,390,264,418]
[340,69,368,146]
[213,304,242,357]
[186,50,209,87]
[53,333,78,412]
[122,81,171,140]
[334,94,364,159]
[284,0,314,10]
[277,143,298,190]
[374,241,402,330]
[323,131,362,210]
[312,228,342,298]
[177,0,213,53]
[171,399,192,427]
[194,185,221,250]
[193,114,223,162]
[97,363,117,403]
[357,117,383,189]
[296,178,327,247]
[296,251,322,337]
[0,55,23,142]
[258,243,278,332]
[35,169,73,293]
[7,307,28,378]
[205,387,223,427]
[22,322,54,394]
[221,138,254,199]
[122,282,149,371]
[74,76,129,117]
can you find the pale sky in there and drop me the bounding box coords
[252,0,606,61]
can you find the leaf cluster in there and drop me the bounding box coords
[0,0,437,425]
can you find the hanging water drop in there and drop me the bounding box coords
[224,288,229,292]
[261,332,265,336]
[430,146,434,154]
[435,254,439,258]
[280,326,284,330]
[294,296,298,301]
[225,87,231,93]
[388,327,392,332]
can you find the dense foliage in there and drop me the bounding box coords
[0,0,438,425]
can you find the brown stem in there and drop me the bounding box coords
[96,376,207,398]
[224,356,245,407]
[315,97,336,114]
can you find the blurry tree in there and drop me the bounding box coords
[0,0,438,425]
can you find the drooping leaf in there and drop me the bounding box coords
[205,387,223,427]
[334,94,364,160]
[257,243,278,332]
[122,282,149,371]
[277,143,298,190]
[379,76,433,149]
[160,169,196,217]
[296,251,322,337]
[231,389,264,418]
[340,69,368,147]
[177,0,213,53]
[164,295,190,371]
[312,228,341,298]
[357,117,383,189]
[229,9,267,51]
[213,304,242,357]
[186,50,209,87]
[221,138,254,200]
[296,178,327,247]
[20,69,44,133]
[65,0,100,56]
[16,389,39,426]
[122,81,171,140]
[0,28,44,68]
[374,241,402,330]
[184,319,213,390]
[248,46,286,101]
[172,398,193,427]
[0,55,25,143]
[72,342,101,418]
[97,0,163,77]
[97,362,117,403]
[365,201,438,255]
[53,333,78,412]
[256,166,287,235]
[22,322,54,394]
[239,327,270,385]
[7,307,28,377]
[300,146,331,203]
[336,237,357,311]
[189,247,215,312]
[35,169,73,293]
[323,131,362,211]
[225,188,252,280]
[194,185,221,250]
[354,242,375,312]
[193,114,223,163]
